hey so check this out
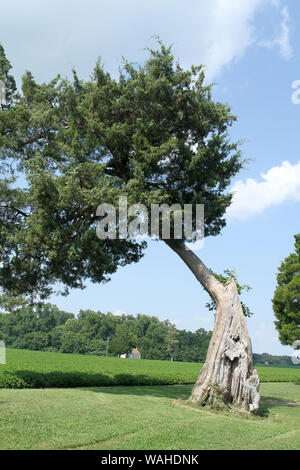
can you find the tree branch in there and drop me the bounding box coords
[164,240,223,303]
[0,203,28,218]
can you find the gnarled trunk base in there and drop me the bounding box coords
[190,278,260,413]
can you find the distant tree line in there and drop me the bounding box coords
[0,304,295,365]
[253,353,295,367]
[0,303,212,362]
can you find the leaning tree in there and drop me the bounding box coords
[0,42,260,411]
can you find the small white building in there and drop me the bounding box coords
[129,348,141,359]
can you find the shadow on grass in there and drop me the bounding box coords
[1,370,193,399]
[3,370,300,406]
[85,384,192,400]
[258,396,300,418]
[171,395,300,419]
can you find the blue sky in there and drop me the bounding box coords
[1,0,299,356]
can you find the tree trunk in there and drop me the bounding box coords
[165,241,260,413]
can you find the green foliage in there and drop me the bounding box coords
[0,371,28,389]
[12,331,50,351]
[0,302,212,361]
[0,44,17,109]
[109,323,136,356]
[197,384,230,411]
[0,303,74,350]
[165,325,179,361]
[206,269,253,317]
[273,234,300,345]
[59,330,89,355]
[139,319,169,360]
[0,41,244,301]
[175,328,212,362]
[253,352,296,367]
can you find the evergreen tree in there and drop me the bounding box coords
[165,325,179,361]
[0,42,259,410]
[273,234,300,345]
[109,323,135,356]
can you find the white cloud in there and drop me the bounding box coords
[194,0,265,80]
[172,318,183,327]
[254,322,267,338]
[278,6,294,59]
[187,239,204,252]
[258,3,293,60]
[249,319,294,355]
[112,309,127,316]
[227,161,300,221]
[0,0,292,86]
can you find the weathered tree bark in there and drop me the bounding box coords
[165,241,260,413]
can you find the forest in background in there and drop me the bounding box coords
[0,303,211,362]
[0,303,294,366]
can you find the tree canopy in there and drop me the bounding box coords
[272,234,300,346]
[0,41,244,303]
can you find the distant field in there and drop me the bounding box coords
[0,383,300,449]
[0,348,299,388]
[0,348,201,388]
[255,364,300,383]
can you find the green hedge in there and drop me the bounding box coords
[0,370,195,389]
[0,348,299,389]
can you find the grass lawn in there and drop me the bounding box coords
[0,383,299,450]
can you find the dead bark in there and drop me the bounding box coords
[165,241,260,413]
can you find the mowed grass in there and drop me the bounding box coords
[0,383,299,450]
[0,349,299,450]
[0,348,300,388]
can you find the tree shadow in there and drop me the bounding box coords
[84,384,192,400]
[258,396,300,418]
[5,370,193,399]
[5,370,300,407]
[10,370,113,388]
